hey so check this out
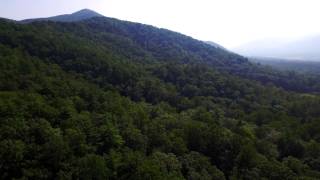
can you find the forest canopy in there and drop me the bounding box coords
[1,17,320,179]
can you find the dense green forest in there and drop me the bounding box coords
[1,16,320,180]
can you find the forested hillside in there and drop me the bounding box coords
[1,15,320,179]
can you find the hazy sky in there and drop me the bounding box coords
[1,0,320,48]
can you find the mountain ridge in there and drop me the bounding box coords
[1,10,318,92]
[205,41,228,51]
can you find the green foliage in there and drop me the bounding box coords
[1,16,320,179]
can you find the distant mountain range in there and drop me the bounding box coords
[250,57,320,75]
[20,9,103,23]
[233,36,320,61]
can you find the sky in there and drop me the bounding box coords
[1,0,320,48]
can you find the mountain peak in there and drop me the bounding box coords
[71,9,103,17]
[21,9,103,23]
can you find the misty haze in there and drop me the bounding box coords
[233,36,320,61]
